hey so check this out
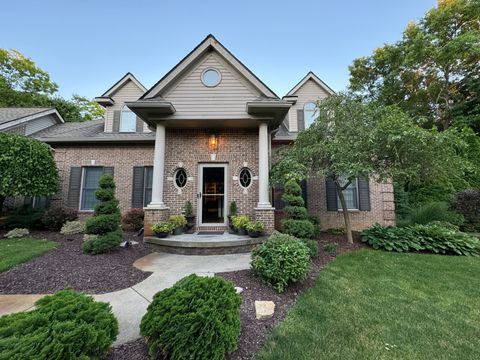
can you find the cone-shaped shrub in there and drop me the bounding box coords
[281,179,316,239]
[82,175,122,254]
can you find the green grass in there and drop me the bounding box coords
[0,238,57,273]
[257,250,480,360]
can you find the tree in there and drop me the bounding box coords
[281,180,315,239]
[349,0,480,131]
[0,48,104,122]
[274,94,465,243]
[0,133,59,213]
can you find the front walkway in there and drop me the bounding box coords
[0,251,251,345]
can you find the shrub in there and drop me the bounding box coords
[83,174,122,255]
[122,208,144,231]
[229,201,238,216]
[323,242,338,254]
[327,227,346,235]
[4,228,29,238]
[0,289,118,359]
[5,205,45,229]
[404,201,464,227]
[184,201,194,217]
[301,238,318,258]
[169,214,187,228]
[246,221,265,233]
[361,223,480,256]
[140,274,241,360]
[60,220,85,235]
[151,222,174,234]
[41,207,78,231]
[308,215,321,237]
[82,228,123,255]
[281,180,317,239]
[231,215,249,229]
[428,220,459,231]
[251,233,311,292]
[451,189,480,232]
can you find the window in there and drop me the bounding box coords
[337,176,359,210]
[174,168,187,188]
[120,106,136,132]
[143,167,153,207]
[304,102,318,128]
[80,167,104,210]
[239,168,252,188]
[201,68,221,87]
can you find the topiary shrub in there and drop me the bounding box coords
[140,274,241,360]
[41,207,78,231]
[451,189,480,232]
[82,175,122,254]
[0,289,118,359]
[251,233,311,292]
[280,180,318,239]
[122,208,144,231]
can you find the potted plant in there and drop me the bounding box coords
[184,201,195,231]
[232,215,249,236]
[246,221,265,238]
[228,201,238,233]
[151,222,174,238]
[323,242,338,257]
[169,215,187,235]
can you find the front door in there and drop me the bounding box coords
[198,164,227,226]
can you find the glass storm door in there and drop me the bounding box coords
[198,164,227,226]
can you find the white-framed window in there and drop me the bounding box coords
[143,166,153,207]
[80,167,104,210]
[201,68,221,87]
[338,176,359,210]
[304,102,318,128]
[120,106,136,132]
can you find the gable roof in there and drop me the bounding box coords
[285,71,335,97]
[141,34,278,99]
[101,72,146,97]
[0,107,65,131]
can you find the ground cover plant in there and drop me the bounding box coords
[0,237,56,273]
[258,250,480,360]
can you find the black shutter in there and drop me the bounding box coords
[132,167,145,209]
[136,116,143,133]
[103,167,114,177]
[113,110,120,132]
[358,176,371,211]
[300,180,308,209]
[67,167,82,209]
[325,176,338,211]
[297,109,305,131]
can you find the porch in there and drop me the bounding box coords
[144,231,267,255]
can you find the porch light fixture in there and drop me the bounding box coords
[208,134,218,151]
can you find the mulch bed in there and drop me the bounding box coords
[108,233,365,360]
[0,230,153,294]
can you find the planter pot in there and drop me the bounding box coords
[229,227,237,234]
[173,226,184,235]
[248,231,262,238]
[155,232,169,238]
[237,227,247,236]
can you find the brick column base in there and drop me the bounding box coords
[255,207,275,235]
[144,208,170,236]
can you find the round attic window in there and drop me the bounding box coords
[201,68,221,87]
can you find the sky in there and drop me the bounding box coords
[1,0,437,99]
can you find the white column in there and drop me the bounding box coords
[147,122,167,209]
[257,122,272,208]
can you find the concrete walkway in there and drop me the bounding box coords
[0,252,251,345]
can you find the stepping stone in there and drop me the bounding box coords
[235,286,243,294]
[255,301,275,320]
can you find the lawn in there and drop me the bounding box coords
[0,238,57,273]
[258,250,480,360]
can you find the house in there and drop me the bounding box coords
[4,35,395,235]
[0,107,64,135]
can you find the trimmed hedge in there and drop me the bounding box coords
[251,233,311,292]
[0,289,118,359]
[361,223,480,256]
[84,214,120,235]
[140,274,241,360]
[282,219,316,239]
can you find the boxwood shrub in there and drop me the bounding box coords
[0,289,118,359]
[140,274,241,360]
[251,233,311,292]
[301,238,319,258]
[361,223,480,256]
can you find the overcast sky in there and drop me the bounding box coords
[1,0,436,99]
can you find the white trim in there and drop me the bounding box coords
[238,167,253,189]
[337,178,360,211]
[102,73,146,97]
[197,163,228,227]
[119,105,136,133]
[286,71,335,96]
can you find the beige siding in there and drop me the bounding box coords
[288,79,330,132]
[162,52,261,119]
[105,80,146,132]
[25,115,57,135]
